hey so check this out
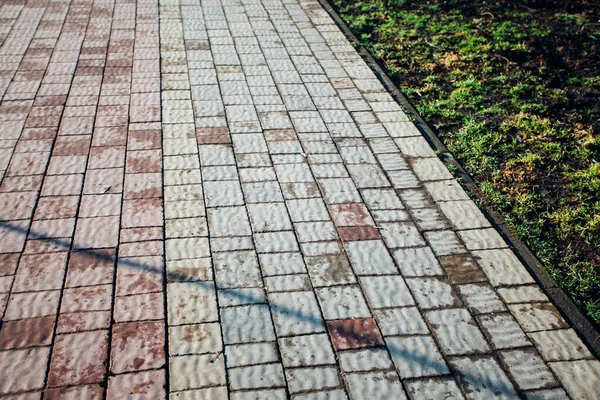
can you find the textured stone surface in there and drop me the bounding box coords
[0,0,595,397]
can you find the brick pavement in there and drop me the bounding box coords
[0,0,599,398]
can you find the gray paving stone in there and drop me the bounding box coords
[457,284,506,314]
[220,304,276,344]
[259,252,307,276]
[508,303,569,332]
[528,329,594,361]
[458,228,507,251]
[295,221,338,242]
[497,285,549,304]
[549,360,600,400]
[229,364,286,390]
[170,354,226,391]
[345,240,397,275]
[316,285,371,319]
[218,288,268,308]
[167,282,219,325]
[286,366,341,394]
[360,276,414,309]
[361,188,404,210]
[169,323,222,356]
[345,371,407,400]
[269,291,326,336]
[425,230,466,256]
[287,198,330,222]
[305,254,356,286]
[254,231,299,253]
[247,203,293,232]
[279,333,336,367]
[386,335,449,378]
[338,348,393,372]
[392,246,444,277]
[211,237,254,253]
[426,308,490,355]
[274,162,314,182]
[319,178,362,204]
[242,181,284,203]
[225,342,280,368]
[499,348,558,390]
[380,222,425,248]
[477,313,531,350]
[473,249,535,287]
[265,274,312,292]
[449,356,518,399]
[405,378,465,400]
[231,390,287,400]
[213,251,262,288]
[375,307,429,336]
[439,200,492,230]
[207,206,252,237]
[407,278,460,309]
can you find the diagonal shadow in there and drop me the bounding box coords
[0,220,520,396]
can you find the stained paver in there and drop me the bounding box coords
[0,0,598,397]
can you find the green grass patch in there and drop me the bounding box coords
[333,0,600,322]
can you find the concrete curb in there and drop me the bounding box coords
[316,0,600,359]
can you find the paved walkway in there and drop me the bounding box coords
[0,0,599,398]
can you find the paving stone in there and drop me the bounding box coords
[286,366,341,394]
[499,348,558,390]
[392,247,444,277]
[254,231,299,253]
[316,285,371,320]
[477,313,531,350]
[279,333,336,367]
[107,370,166,400]
[221,304,276,344]
[319,178,362,204]
[549,360,600,399]
[375,307,429,336]
[345,371,407,400]
[170,354,226,391]
[213,251,262,288]
[439,255,488,284]
[295,221,338,242]
[457,228,507,250]
[457,283,506,314]
[425,230,466,256]
[497,285,549,304]
[269,291,326,336]
[229,363,286,390]
[380,222,425,248]
[326,318,384,351]
[472,249,535,286]
[338,348,393,372]
[528,329,594,361]
[0,347,50,394]
[167,282,218,325]
[386,335,449,378]
[287,198,330,222]
[344,240,397,275]
[207,206,252,237]
[223,338,280,369]
[405,378,465,400]
[360,276,414,308]
[110,321,165,374]
[407,277,460,309]
[299,252,349,287]
[508,303,569,332]
[426,308,490,355]
[204,180,244,207]
[169,323,222,356]
[449,356,518,399]
[259,252,307,276]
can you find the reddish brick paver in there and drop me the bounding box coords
[0,0,598,397]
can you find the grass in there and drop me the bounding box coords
[332,0,600,322]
